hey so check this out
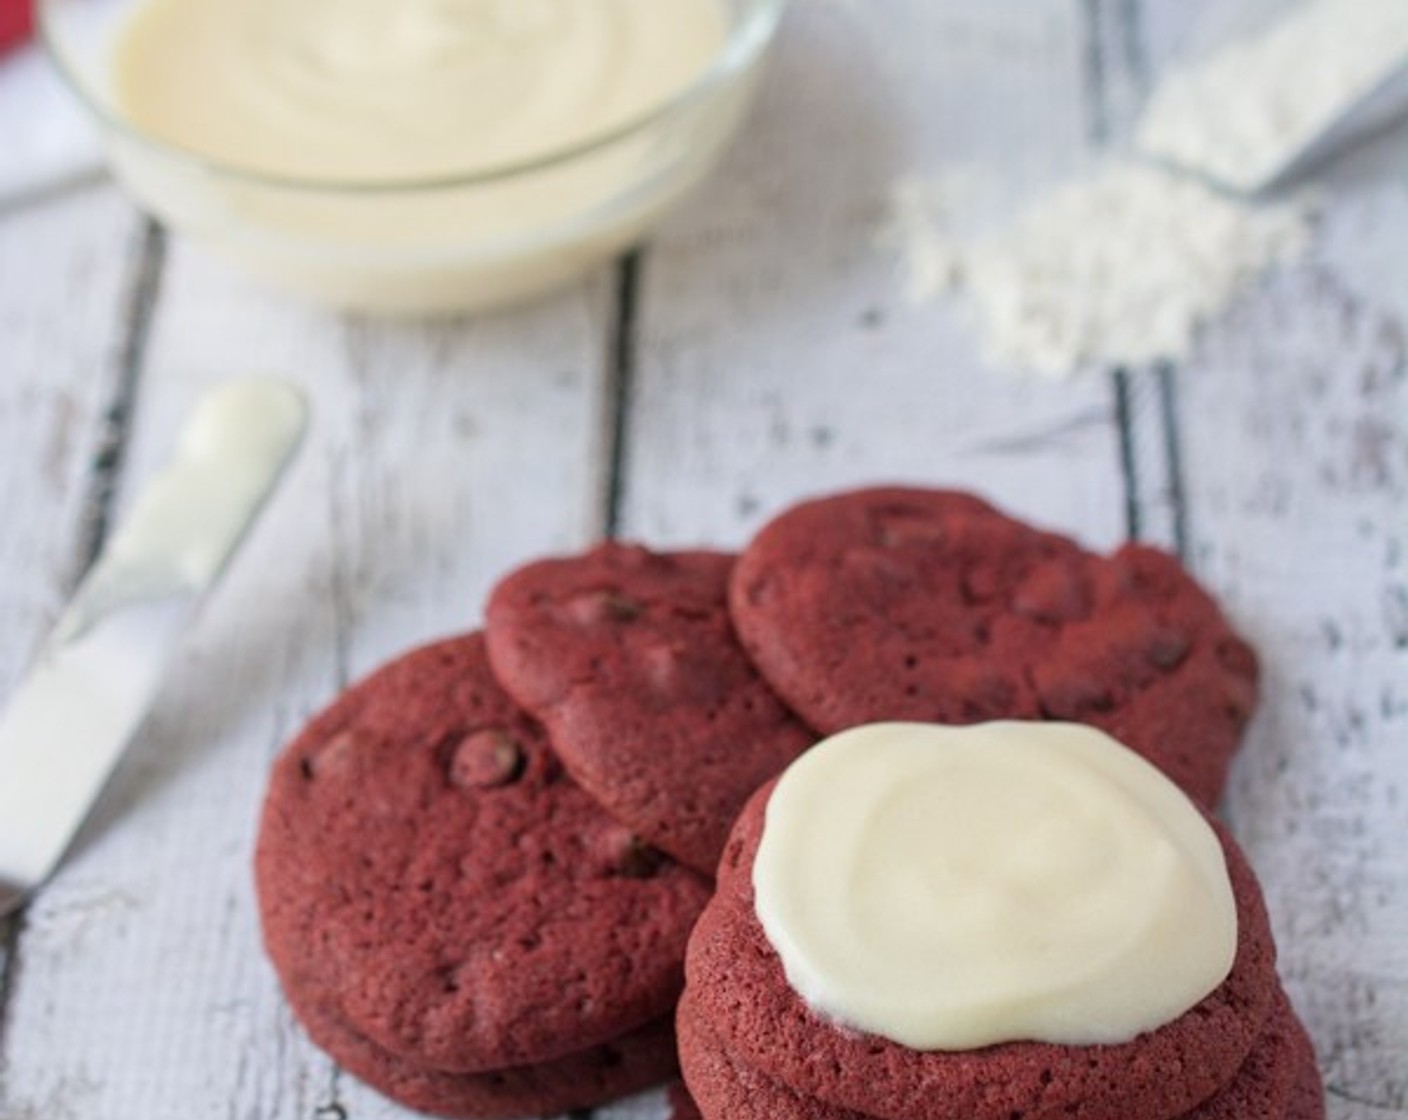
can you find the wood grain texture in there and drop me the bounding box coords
[1179,242,1408,1120]
[0,187,147,1025]
[0,238,615,1120]
[0,188,148,691]
[621,0,1128,552]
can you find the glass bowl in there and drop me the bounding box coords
[41,0,786,315]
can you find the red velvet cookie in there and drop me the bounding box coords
[667,1079,704,1120]
[729,487,1259,806]
[1282,1008,1324,1120]
[485,544,813,874]
[678,986,1306,1120]
[1192,994,1314,1120]
[287,979,678,1120]
[255,634,712,1074]
[684,777,1281,1120]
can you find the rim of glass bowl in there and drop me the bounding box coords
[39,0,788,195]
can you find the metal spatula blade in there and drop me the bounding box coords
[1134,0,1408,196]
[0,377,307,916]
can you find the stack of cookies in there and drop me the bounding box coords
[253,486,1320,1120]
[255,547,807,1115]
[678,762,1322,1120]
[254,635,712,1116]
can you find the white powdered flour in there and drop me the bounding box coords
[885,163,1313,379]
[879,0,1408,379]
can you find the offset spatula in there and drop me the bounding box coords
[0,378,307,916]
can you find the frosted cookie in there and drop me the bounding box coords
[678,987,1312,1120]
[729,486,1259,805]
[1286,1019,1326,1120]
[685,744,1281,1120]
[486,544,812,874]
[255,634,712,1074]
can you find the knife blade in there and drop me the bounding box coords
[0,377,307,915]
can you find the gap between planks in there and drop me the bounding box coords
[602,250,644,542]
[1080,0,1187,554]
[74,220,168,572]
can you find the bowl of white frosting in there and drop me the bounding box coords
[42,0,785,314]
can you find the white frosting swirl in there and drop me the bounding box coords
[752,721,1237,1050]
[112,0,726,182]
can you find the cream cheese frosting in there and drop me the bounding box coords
[111,0,727,183]
[752,721,1238,1050]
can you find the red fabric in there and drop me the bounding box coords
[0,0,33,53]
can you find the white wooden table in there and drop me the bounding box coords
[1,2,1404,1118]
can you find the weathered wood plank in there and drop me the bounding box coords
[0,189,150,687]
[1128,3,1408,1116]
[623,0,1128,553]
[0,186,148,1037]
[0,239,616,1120]
[1178,250,1408,1120]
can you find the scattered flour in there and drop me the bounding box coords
[1137,0,1408,194]
[882,169,995,305]
[878,0,1408,378]
[884,163,1313,379]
